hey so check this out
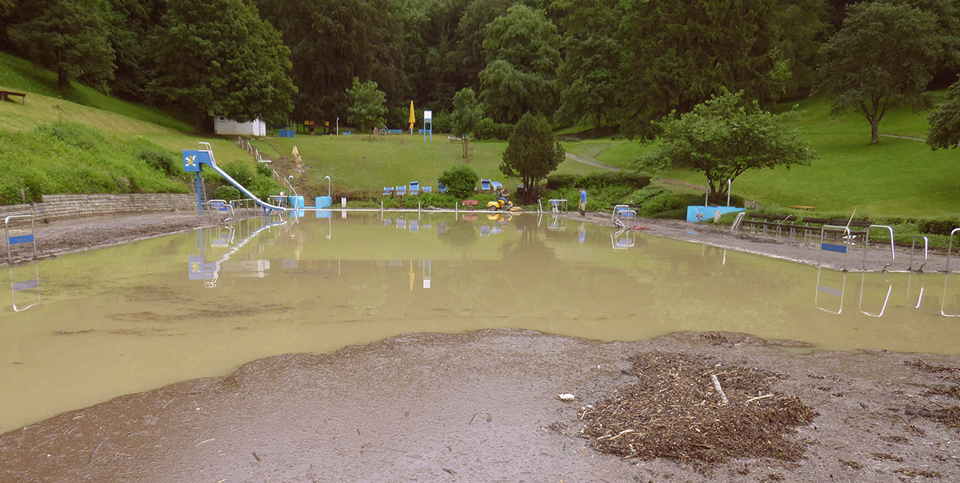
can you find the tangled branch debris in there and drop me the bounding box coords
[907,360,960,430]
[580,352,816,464]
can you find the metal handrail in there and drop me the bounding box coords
[909,236,929,272]
[819,225,852,270]
[206,199,235,222]
[946,227,960,272]
[862,224,895,271]
[5,214,37,264]
[730,211,745,232]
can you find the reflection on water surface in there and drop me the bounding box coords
[2,211,959,432]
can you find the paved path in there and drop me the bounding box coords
[564,152,619,171]
[880,133,926,141]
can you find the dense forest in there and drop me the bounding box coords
[1,0,958,139]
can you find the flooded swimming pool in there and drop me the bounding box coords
[2,211,959,433]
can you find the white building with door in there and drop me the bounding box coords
[214,116,266,137]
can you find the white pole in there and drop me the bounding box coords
[336,117,339,136]
[727,179,732,207]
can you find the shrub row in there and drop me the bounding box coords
[546,172,652,191]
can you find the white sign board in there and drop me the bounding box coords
[424,110,432,121]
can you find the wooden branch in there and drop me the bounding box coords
[598,429,635,441]
[711,374,729,404]
[745,394,774,403]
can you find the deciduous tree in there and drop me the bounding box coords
[479,5,560,123]
[254,0,385,123]
[6,0,115,92]
[103,0,166,101]
[452,0,513,92]
[636,91,817,202]
[816,2,942,144]
[618,0,789,139]
[500,112,565,202]
[346,78,388,133]
[927,78,960,150]
[451,88,482,137]
[773,0,831,96]
[553,0,622,131]
[152,0,295,132]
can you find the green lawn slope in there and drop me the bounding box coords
[0,52,274,204]
[251,134,600,196]
[577,94,958,219]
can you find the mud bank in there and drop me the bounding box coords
[3,330,960,482]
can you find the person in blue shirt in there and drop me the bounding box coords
[578,188,587,216]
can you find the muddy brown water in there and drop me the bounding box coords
[2,212,959,434]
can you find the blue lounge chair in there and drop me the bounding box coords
[480,179,491,193]
[396,185,406,197]
[409,181,419,196]
[383,186,394,197]
[491,181,503,191]
[438,183,447,194]
[422,186,432,193]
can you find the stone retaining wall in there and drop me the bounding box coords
[0,194,196,222]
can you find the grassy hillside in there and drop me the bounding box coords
[0,52,278,204]
[0,51,191,132]
[569,94,958,219]
[251,134,599,196]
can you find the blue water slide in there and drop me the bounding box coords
[186,147,287,213]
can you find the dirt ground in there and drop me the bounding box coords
[1,212,239,266]
[3,210,960,482]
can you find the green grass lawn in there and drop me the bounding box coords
[251,134,601,195]
[0,51,191,131]
[576,93,959,219]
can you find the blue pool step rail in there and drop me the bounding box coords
[5,214,37,264]
[5,214,41,311]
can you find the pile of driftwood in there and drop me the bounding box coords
[908,360,960,430]
[580,352,816,464]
